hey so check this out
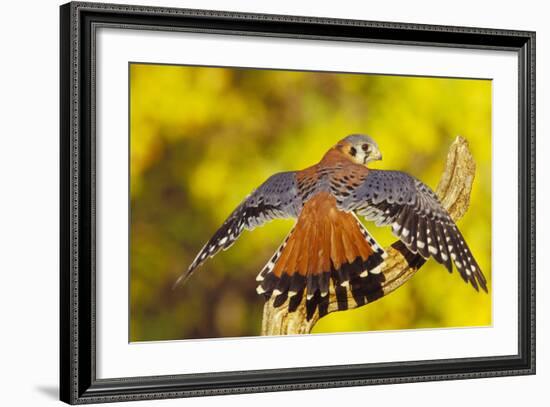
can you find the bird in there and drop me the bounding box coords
[176,134,488,313]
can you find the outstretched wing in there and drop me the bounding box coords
[175,171,302,286]
[336,169,487,292]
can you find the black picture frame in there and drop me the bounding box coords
[60,1,536,404]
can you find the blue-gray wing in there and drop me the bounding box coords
[338,169,487,292]
[176,171,301,285]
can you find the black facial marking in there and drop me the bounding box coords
[349,147,357,156]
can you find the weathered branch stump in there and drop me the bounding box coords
[261,136,476,336]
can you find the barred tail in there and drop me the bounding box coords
[255,192,386,317]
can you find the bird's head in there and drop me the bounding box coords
[335,134,382,166]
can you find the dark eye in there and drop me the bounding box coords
[362,144,370,152]
[349,147,357,156]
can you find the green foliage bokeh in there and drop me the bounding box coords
[130,63,492,341]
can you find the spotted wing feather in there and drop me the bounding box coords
[176,171,302,286]
[337,169,487,292]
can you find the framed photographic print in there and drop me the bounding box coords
[60,1,535,404]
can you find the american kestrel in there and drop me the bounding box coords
[177,134,487,311]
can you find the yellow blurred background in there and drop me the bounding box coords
[130,63,492,342]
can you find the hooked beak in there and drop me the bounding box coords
[364,150,382,164]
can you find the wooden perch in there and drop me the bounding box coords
[261,136,476,336]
